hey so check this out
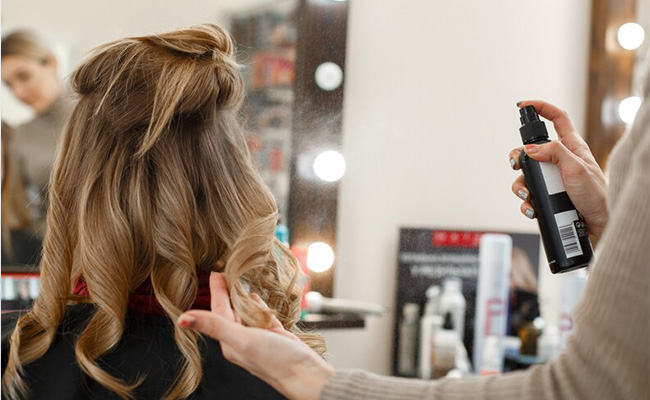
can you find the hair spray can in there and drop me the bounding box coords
[518,106,593,274]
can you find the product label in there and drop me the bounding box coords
[554,210,584,259]
[540,162,566,195]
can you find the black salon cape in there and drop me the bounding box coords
[1,304,286,400]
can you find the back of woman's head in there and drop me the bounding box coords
[2,23,324,400]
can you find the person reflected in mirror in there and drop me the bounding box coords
[2,31,73,236]
[1,121,42,266]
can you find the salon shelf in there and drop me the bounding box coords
[1,299,33,312]
[298,313,365,330]
[1,265,40,274]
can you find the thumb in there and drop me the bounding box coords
[524,142,580,170]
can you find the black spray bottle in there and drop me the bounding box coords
[518,106,593,274]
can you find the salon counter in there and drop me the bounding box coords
[299,313,366,330]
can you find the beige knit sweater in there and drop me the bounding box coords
[321,98,650,399]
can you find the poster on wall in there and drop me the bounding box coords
[392,227,540,377]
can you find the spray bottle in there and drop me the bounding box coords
[518,106,593,274]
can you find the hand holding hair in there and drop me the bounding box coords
[178,273,334,400]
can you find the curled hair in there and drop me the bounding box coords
[2,23,325,400]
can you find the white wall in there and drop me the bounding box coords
[323,0,591,374]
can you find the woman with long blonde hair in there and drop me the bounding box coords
[2,31,73,235]
[1,23,324,400]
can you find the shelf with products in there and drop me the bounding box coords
[1,270,40,313]
[298,313,365,330]
[231,2,298,225]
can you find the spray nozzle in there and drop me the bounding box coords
[519,106,540,126]
[519,105,548,144]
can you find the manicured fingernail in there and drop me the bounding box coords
[525,209,535,219]
[517,189,528,201]
[525,144,539,154]
[510,158,516,169]
[178,315,196,328]
[516,101,524,106]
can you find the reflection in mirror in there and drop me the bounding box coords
[231,0,299,226]
[1,30,72,268]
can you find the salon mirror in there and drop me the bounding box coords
[1,0,346,297]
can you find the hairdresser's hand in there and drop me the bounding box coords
[509,100,608,247]
[178,273,334,400]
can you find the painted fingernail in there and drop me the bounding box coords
[178,315,196,328]
[510,158,516,169]
[517,189,528,201]
[525,144,539,154]
[525,209,535,219]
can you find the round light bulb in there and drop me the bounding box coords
[306,242,335,272]
[314,62,343,91]
[617,23,645,50]
[618,96,642,124]
[313,151,346,182]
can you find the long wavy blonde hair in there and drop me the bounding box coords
[2,23,324,400]
[1,122,33,260]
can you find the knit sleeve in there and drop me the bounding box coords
[320,125,650,400]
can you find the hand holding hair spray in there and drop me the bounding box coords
[518,106,593,273]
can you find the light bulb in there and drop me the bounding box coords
[617,23,645,50]
[618,96,641,124]
[313,151,346,182]
[314,62,344,91]
[307,242,335,272]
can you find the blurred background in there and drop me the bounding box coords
[1,0,648,378]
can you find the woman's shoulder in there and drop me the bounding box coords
[2,305,287,399]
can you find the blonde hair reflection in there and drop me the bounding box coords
[1,122,33,260]
[510,246,538,294]
[2,23,325,400]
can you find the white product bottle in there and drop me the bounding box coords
[480,336,502,376]
[423,285,441,316]
[537,325,560,363]
[1,277,16,300]
[440,278,466,342]
[558,270,587,350]
[398,303,420,376]
[418,286,443,379]
[473,234,513,374]
[29,277,41,299]
[432,313,460,379]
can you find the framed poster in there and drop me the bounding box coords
[392,228,540,376]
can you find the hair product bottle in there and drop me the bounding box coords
[440,278,466,342]
[473,234,512,374]
[397,303,420,376]
[518,106,593,274]
[419,287,443,379]
[432,312,460,379]
[558,269,588,350]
